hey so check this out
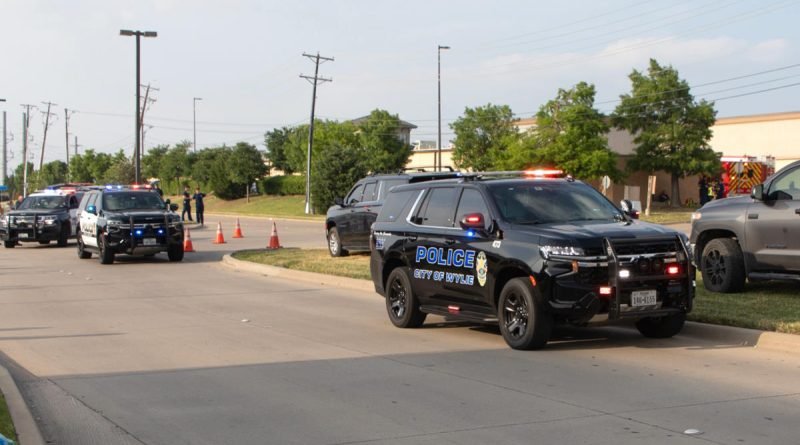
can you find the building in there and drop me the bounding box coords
[348,115,417,146]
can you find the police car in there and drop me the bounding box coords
[76,186,184,264]
[0,188,82,248]
[370,170,695,350]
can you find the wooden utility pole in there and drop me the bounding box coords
[300,52,333,215]
[39,101,57,172]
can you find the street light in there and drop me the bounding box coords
[1,98,6,187]
[120,29,157,184]
[193,97,202,152]
[437,45,450,172]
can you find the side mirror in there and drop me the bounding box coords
[86,204,97,215]
[334,197,344,206]
[620,199,639,219]
[170,203,179,212]
[751,184,764,201]
[459,212,486,231]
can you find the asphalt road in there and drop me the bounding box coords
[1,216,798,445]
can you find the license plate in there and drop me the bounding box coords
[631,290,657,307]
[19,233,29,239]
[143,238,157,246]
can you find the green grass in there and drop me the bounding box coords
[233,249,372,280]
[234,248,800,335]
[184,194,323,220]
[0,392,17,444]
[639,206,697,225]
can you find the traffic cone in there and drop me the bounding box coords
[183,227,195,252]
[233,218,244,238]
[213,222,226,244]
[267,220,282,249]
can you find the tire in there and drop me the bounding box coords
[167,243,184,262]
[77,231,91,259]
[57,223,70,247]
[385,267,426,328]
[98,233,115,265]
[498,277,553,350]
[701,238,745,293]
[3,240,15,249]
[327,227,348,257]
[636,312,686,338]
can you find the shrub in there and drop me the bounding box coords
[261,175,306,195]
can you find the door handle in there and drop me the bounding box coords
[748,214,759,220]
[407,235,417,242]
[445,238,456,245]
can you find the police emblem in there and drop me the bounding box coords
[476,251,488,287]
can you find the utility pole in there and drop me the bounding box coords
[300,52,334,214]
[193,97,202,152]
[39,101,57,172]
[1,98,6,186]
[20,104,35,197]
[65,108,76,181]
[74,135,79,156]
[139,83,158,168]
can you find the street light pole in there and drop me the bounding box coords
[120,29,157,184]
[437,45,449,172]
[1,98,6,186]
[193,97,202,152]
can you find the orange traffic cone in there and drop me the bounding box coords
[267,220,282,249]
[213,222,226,244]
[183,227,195,252]
[233,218,244,238]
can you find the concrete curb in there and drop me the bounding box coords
[221,254,800,355]
[0,365,45,445]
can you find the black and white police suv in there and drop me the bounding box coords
[369,170,695,350]
[1,189,82,248]
[76,186,184,264]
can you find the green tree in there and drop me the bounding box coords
[159,142,192,195]
[228,142,268,202]
[264,127,294,174]
[355,109,413,173]
[311,143,367,213]
[38,160,68,186]
[612,59,718,207]
[450,104,518,171]
[504,82,622,181]
[142,145,169,180]
[104,150,135,184]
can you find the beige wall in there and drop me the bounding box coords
[710,112,800,171]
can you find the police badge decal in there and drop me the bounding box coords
[476,251,488,287]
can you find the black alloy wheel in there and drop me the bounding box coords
[385,267,426,328]
[498,278,552,350]
[701,238,745,293]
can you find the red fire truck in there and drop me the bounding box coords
[720,155,775,197]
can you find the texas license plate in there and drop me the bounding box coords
[631,290,657,307]
[18,233,29,239]
[143,238,157,246]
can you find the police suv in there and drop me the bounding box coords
[370,171,694,350]
[1,189,81,248]
[76,186,184,264]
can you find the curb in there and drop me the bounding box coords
[222,254,800,356]
[0,365,45,445]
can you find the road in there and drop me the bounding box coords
[1,216,797,445]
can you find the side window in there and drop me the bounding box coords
[79,193,92,211]
[416,188,458,227]
[455,188,490,223]
[362,181,378,203]
[345,183,365,205]
[376,190,418,223]
[768,167,800,200]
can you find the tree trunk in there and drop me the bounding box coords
[246,183,250,203]
[671,172,681,208]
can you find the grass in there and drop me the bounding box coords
[639,206,697,225]
[233,248,372,280]
[234,248,800,335]
[176,194,323,220]
[0,392,17,444]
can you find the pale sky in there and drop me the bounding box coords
[2,0,799,172]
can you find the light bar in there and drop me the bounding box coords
[523,169,564,178]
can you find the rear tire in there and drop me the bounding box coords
[98,233,114,264]
[701,238,745,293]
[636,312,686,338]
[385,267,426,328]
[327,227,348,257]
[77,231,91,259]
[57,223,70,247]
[167,243,184,262]
[4,240,15,249]
[498,278,552,350]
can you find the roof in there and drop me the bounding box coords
[349,115,417,129]
[714,111,800,126]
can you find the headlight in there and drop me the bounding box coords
[691,212,702,221]
[42,215,58,225]
[539,245,585,259]
[107,219,122,226]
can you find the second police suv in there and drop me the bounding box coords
[370,170,695,350]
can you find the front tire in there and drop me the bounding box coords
[701,238,745,293]
[327,227,348,257]
[167,243,184,262]
[636,312,686,338]
[498,278,553,350]
[3,240,15,249]
[98,233,115,265]
[57,223,70,247]
[385,267,426,328]
[77,231,91,259]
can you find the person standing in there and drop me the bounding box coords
[192,187,206,227]
[13,194,23,209]
[181,186,193,222]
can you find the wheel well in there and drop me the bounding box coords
[492,266,529,309]
[325,220,335,232]
[695,229,738,263]
[382,255,407,291]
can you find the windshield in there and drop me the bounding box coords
[487,181,624,225]
[18,195,67,210]
[103,191,165,211]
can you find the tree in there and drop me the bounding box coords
[355,109,413,173]
[142,145,169,180]
[104,150,135,184]
[38,160,68,186]
[159,142,192,195]
[504,82,622,181]
[228,142,268,202]
[68,149,113,184]
[311,143,367,213]
[450,104,518,171]
[612,59,718,207]
[264,127,294,174]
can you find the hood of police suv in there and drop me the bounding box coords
[508,220,684,249]
[104,210,180,223]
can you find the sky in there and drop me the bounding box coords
[2,0,800,173]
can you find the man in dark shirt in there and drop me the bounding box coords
[192,187,206,227]
[181,186,193,222]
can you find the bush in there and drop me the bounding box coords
[261,175,306,195]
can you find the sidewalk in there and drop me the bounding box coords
[0,366,44,445]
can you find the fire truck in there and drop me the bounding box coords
[720,155,775,197]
